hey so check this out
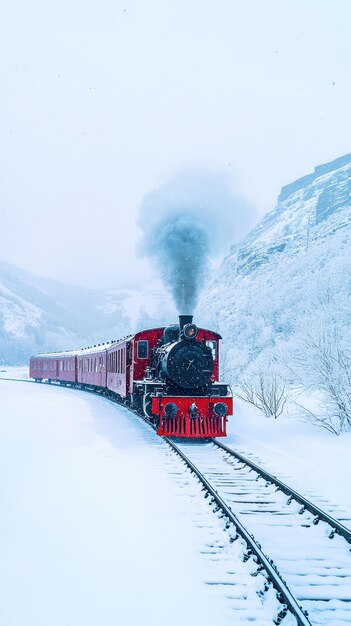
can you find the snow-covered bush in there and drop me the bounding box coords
[233,370,291,419]
[292,323,351,434]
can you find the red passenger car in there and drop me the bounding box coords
[30,352,76,385]
[106,338,131,397]
[77,345,108,389]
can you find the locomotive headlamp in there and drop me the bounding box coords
[164,402,178,418]
[183,323,199,340]
[214,402,228,417]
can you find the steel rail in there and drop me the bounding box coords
[164,436,312,626]
[212,438,351,543]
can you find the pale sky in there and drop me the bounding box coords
[1,0,350,288]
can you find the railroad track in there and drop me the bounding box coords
[213,439,351,542]
[3,377,351,624]
[166,438,351,626]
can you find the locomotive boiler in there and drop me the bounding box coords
[153,315,214,390]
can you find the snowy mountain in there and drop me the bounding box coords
[0,261,122,364]
[0,260,175,365]
[2,152,350,375]
[202,153,351,380]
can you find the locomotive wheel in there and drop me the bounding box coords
[143,392,153,419]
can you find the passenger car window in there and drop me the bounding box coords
[137,340,148,359]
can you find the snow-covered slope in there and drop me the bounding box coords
[203,153,351,378]
[0,261,82,363]
[3,152,350,370]
[0,260,175,365]
[0,261,132,364]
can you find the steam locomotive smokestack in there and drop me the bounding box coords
[179,315,193,331]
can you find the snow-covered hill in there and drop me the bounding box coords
[202,153,351,381]
[2,152,350,376]
[0,261,120,363]
[0,259,176,365]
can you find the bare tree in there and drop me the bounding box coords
[294,402,341,436]
[234,371,290,419]
[292,326,351,434]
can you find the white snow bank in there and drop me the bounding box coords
[0,365,30,379]
[0,381,283,626]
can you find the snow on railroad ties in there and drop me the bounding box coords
[0,380,286,626]
[177,441,351,626]
[227,398,351,522]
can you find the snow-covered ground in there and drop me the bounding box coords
[0,364,29,380]
[2,365,349,518]
[2,364,350,516]
[227,399,351,521]
[0,379,288,626]
[1,370,351,625]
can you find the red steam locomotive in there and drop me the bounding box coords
[29,315,233,438]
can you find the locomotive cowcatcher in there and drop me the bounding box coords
[29,315,233,438]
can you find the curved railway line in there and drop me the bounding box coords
[2,376,351,625]
[166,439,351,626]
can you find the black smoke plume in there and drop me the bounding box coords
[138,171,252,313]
